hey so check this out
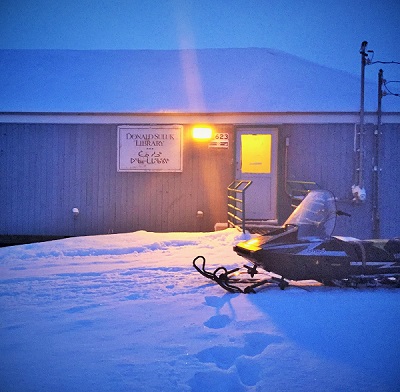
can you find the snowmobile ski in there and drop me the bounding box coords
[193,255,288,293]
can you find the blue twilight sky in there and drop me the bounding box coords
[0,0,399,78]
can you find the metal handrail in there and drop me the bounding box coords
[227,180,252,233]
[285,180,320,208]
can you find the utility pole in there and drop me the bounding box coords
[359,41,368,188]
[372,69,383,238]
[353,41,368,202]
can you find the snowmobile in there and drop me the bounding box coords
[193,189,400,293]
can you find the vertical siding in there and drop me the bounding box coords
[281,123,356,195]
[379,123,400,238]
[280,124,350,235]
[0,123,234,236]
[2,122,399,238]
[279,123,400,239]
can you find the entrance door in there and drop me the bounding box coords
[236,128,278,220]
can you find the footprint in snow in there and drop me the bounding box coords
[194,332,283,386]
[235,356,262,386]
[188,370,246,392]
[203,314,231,329]
[196,346,242,370]
[203,294,238,329]
[204,294,238,308]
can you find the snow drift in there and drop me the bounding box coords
[0,229,399,391]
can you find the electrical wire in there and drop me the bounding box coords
[364,50,400,97]
[371,61,400,65]
[367,54,400,97]
[383,80,400,97]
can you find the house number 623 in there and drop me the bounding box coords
[215,133,229,140]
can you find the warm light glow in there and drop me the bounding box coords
[241,134,272,173]
[192,126,213,140]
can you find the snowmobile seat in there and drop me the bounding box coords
[362,241,393,261]
[334,237,393,262]
[384,239,400,257]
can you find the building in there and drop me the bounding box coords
[0,48,399,242]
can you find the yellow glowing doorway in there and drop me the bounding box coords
[236,129,278,220]
[241,134,272,174]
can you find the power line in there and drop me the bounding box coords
[371,60,400,65]
[364,48,400,97]
[365,50,400,66]
[383,80,400,97]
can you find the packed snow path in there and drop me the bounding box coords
[0,229,399,391]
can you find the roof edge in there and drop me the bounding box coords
[0,111,399,125]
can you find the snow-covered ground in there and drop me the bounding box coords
[0,229,399,392]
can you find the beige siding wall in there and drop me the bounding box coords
[0,124,235,236]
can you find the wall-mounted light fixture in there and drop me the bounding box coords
[192,125,214,141]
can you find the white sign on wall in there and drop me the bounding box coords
[117,125,183,172]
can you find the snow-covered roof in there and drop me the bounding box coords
[0,48,398,113]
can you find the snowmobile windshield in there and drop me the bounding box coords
[284,190,337,240]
